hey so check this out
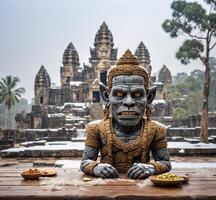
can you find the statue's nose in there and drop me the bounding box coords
[123,94,135,108]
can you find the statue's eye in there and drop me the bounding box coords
[134,92,141,97]
[116,92,124,97]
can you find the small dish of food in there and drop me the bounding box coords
[149,173,185,187]
[39,168,57,177]
[21,168,41,180]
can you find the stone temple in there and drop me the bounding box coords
[16,22,172,129]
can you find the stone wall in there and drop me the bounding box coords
[49,88,62,106]
[167,127,216,138]
[0,128,77,147]
[159,112,216,128]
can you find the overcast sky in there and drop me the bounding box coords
[0,0,215,101]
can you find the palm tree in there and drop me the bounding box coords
[0,76,25,129]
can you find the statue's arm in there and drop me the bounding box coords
[150,147,172,174]
[80,122,101,176]
[149,122,171,174]
[81,122,119,178]
[80,145,119,178]
[80,145,99,175]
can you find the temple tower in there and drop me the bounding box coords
[155,65,172,101]
[34,65,51,106]
[135,41,152,75]
[89,22,117,85]
[60,42,80,86]
[158,65,172,85]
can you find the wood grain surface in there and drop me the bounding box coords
[0,165,215,200]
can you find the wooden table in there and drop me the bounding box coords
[0,165,215,200]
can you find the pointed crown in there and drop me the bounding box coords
[107,49,149,90]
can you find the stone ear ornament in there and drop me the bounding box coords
[146,87,156,121]
[147,86,157,104]
[103,104,110,120]
[146,104,152,121]
[99,82,110,119]
[99,82,109,103]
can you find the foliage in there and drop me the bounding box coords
[173,107,188,119]
[0,108,5,129]
[0,76,25,129]
[176,39,204,64]
[185,91,203,115]
[166,85,183,101]
[0,99,30,129]
[167,57,216,115]
[172,72,188,84]
[168,71,203,97]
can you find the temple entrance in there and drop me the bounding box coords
[76,93,79,101]
[40,97,43,104]
[93,91,100,102]
[100,70,107,85]
[66,76,70,83]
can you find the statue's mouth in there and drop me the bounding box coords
[118,111,139,117]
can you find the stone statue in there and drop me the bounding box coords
[80,50,171,179]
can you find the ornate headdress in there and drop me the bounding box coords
[107,49,149,91]
[104,49,152,121]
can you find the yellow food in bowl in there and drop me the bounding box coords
[157,173,183,181]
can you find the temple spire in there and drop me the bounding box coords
[158,65,172,85]
[94,22,114,47]
[35,65,51,88]
[34,65,51,106]
[62,42,79,66]
[61,42,80,85]
[135,41,151,74]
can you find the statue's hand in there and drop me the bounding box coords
[93,163,119,179]
[127,163,156,179]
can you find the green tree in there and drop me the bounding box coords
[162,0,216,143]
[166,85,183,101]
[173,107,188,119]
[185,91,203,115]
[173,72,188,84]
[0,76,25,129]
[171,74,203,95]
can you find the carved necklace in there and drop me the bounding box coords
[111,120,144,153]
[103,117,148,164]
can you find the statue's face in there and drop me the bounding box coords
[109,75,147,127]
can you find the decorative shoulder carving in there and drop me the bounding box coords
[149,121,167,151]
[85,120,102,149]
[151,120,166,135]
